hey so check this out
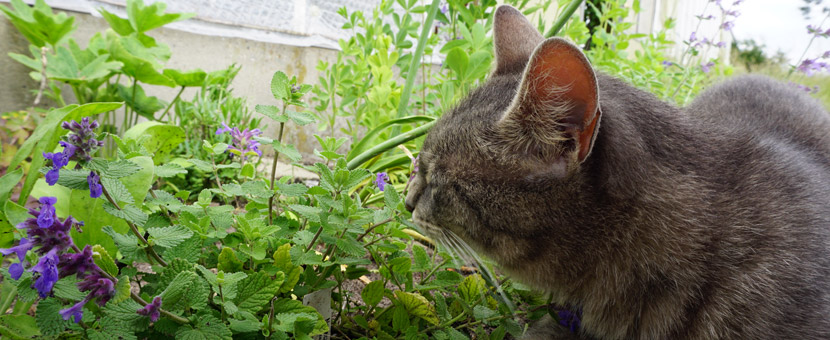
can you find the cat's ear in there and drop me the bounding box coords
[498,37,601,168]
[493,5,544,75]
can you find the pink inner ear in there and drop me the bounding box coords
[525,40,600,162]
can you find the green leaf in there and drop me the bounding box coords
[103,159,143,178]
[217,247,243,273]
[163,68,206,87]
[0,314,40,339]
[147,225,193,248]
[229,318,261,333]
[160,270,209,312]
[384,185,401,210]
[103,202,149,227]
[272,141,302,162]
[52,276,85,300]
[457,274,486,305]
[99,8,134,35]
[164,236,201,263]
[124,122,186,164]
[255,105,288,123]
[101,176,135,205]
[271,299,328,335]
[273,244,302,294]
[274,182,307,197]
[100,299,150,332]
[36,298,70,336]
[175,315,232,340]
[102,226,145,264]
[0,169,23,204]
[393,291,439,325]
[91,245,119,276]
[234,271,284,313]
[445,47,469,79]
[361,280,384,306]
[240,163,255,177]
[0,0,75,47]
[393,305,410,332]
[285,110,316,126]
[127,0,194,33]
[155,163,187,178]
[412,245,430,272]
[112,275,132,304]
[270,71,289,100]
[473,305,499,325]
[117,83,166,119]
[335,236,363,257]
[288,205,322,223]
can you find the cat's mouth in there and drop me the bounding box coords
[410,210,442,238]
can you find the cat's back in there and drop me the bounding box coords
[686,74,830,161]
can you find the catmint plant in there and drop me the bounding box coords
[43,117,105,198]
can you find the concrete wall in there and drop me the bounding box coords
[0,5,340,158]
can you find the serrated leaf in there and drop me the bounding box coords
[157,257,194,288]
[103,226,144,264]
[175,314,232,340]
[394,291,439,325]
[473,305,499,324]
[100,299,150,332]
[92,245,119,276]
[288,205,321,223]
[164,236,201,263]
[412,244,430,272]
[274,182,307,197]
[101,175,135,205]
[361,280,384,306]
[112,275,131,304]
[285,110,316,126]
[53,276,85,301]
[103,202,148,226]
[147,225,192,248]
[272,141,302,162]
[255,104,288,123]
[229,318,261,333]
[270,71,289,100]
[155,163,187,177]
[51,168,91,190]
[271,299,328,335]
[0,315,40,339]
[458,274,487,306]
[344,169,371,191]
[384,185,401,209]
[223,300,239,315]
[36,298,70,336]
[335,236,364,257]
[234,271,284,314]
[87,327,137,340]
[273,244,301,294]
[160,270,209,312]
[217,247,243,273]
[103,159,143,178]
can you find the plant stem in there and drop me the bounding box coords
[347,121,435,170]
[356,216,396,241]
[160,86,185,122]
[418,258,449,285]
[99,180,168,266]
[789,11,830,78]
[268,118,287,225]
[545,0,585,37]
[33,46,48,106]
[391,0,441,135]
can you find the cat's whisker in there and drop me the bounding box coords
[446,231,517,314]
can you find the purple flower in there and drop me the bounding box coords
[31,248,60,297]
[43,145,73,186]
[374,172,389,191]
[700,61,716,73]
[556,308,582,333]
[723,9,739,17]
[44,118,104,185]
[59,298,88,323]
[37,196,57,229]
[77,274,115,306]
[662,60,674,67]
[87,172,102,198]
[797,58,828,76]
[716,41,727,48]
[440,4,448,14]
[689,31,697,42]
[9,263,24,280]
[137,296,162,322]
[58,245,96,279]
[721,21,734,31]
[215,122,263,160]
[0,237,33,262]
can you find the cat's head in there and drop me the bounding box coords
[404,5,602,268]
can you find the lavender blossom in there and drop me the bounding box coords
[374,172,390,191]
[59,298,88,323]
[215,122,263,160]
[58,245,96,279]
[8,263,24,280]
[137,296,163,322]
[700,61,716,73]
[87,171,102,198]
[31,248,60,297]
[37,196,57,228]
[44,118,104,185]
[721,21,734,31]
[77,274,115,306]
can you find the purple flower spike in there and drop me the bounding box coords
[58,245,97,279]
[216,122,264,160]
[700,61,716,73]
[9,263,24,280]
[31,248,60,297]
[374,172,389,191]
[721,21,734,31]
[87,172,102,198]
[137,296,162,322]
[59,298,88,323]
[77,274,115,306]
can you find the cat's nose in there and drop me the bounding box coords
[405,199,415,212]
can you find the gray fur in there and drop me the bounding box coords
[405,5,830,340]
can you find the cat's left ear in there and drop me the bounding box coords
[498,37,601,168]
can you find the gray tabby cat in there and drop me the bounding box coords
[404,5,830,339]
